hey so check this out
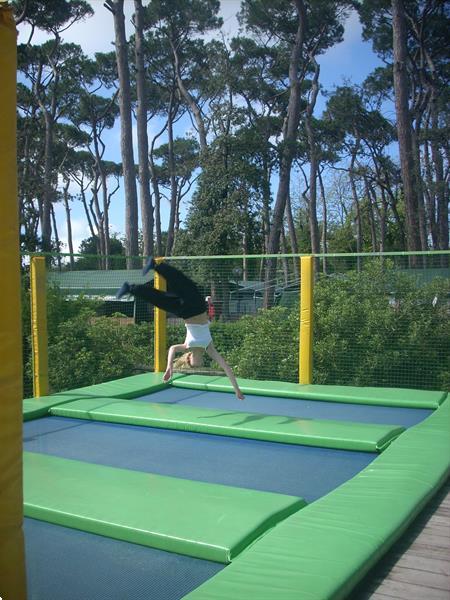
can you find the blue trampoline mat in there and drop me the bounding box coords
[24,518,223,600]
[23,416,375,502]
[136,387,432,428]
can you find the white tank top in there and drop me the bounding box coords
[184,322,212,349]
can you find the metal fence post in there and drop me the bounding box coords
[299,255,314,384]
[154,258,167,373]
[30,256,49,397]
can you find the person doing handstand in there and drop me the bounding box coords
[117,258,245,400]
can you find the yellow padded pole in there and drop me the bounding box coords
[30,256,49,397]
[154,258,167,372]
[0,5,27,598]
[299,256,314,384]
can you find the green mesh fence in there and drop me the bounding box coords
[21,251,449,399]
[312,253,450,391]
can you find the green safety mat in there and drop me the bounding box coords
[23,394,88,421]
[50,398,404,453]
[172,375,446,408]
[55,372,184,399]
[23,373,184,420]
[23,452,305,564]
[185,399,450,599]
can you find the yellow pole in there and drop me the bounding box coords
[299,256,314,384]
[154,258,167,372]
[30,256,49,397]
[0,4,27,598]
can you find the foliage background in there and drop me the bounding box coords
[22,261,449,397]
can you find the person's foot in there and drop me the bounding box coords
[142,256,156,276]
[116,282,131,299]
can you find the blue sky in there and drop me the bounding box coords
[17,0,385,253]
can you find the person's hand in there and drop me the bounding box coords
[163,367,173,382]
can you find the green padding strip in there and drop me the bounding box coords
[58,372,184,400]
[172,375,446,408]
[23,452,305,564]
[172,374,220,390]
[23,394,88,421]
[51,398,404,453]
[185,399,450,599]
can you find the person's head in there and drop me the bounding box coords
[173,348,204,370]
[188,347,204,367]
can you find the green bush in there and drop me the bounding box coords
[227,307,300,382]
[313,263,450,389]
[22,280,102,397]
[47,311,152,392]
[222,262,449,390]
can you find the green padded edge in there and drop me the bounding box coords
[171,374,220,390]
[172,375,447,408]
[185,398,450,599]
[50,398,405,453]
[23,452,305,564]
[56,372,184,399]
[22,373,185,420]
[23,394,89,421]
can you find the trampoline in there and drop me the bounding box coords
[22,373,450,600]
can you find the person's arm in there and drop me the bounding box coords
[206,343,245,400]
[164,343,187,382]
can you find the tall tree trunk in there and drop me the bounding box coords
[165,92,178,256]
[90,174,106,264]
[34,55,59,255]
[423,135,438,248]
[318,170,328,274]
[349,171,362,271]
[391,0,421,254]
[19,121,35,240]
[134,0,154,260]
[92,132,110,268]
[41,111,54,252]
[305,55,320,265]
[80,185,96,240]
[242,231,248,281]
[106,0,139,268]
[171,41,207,153]
[383,169,405,246]
[63,178,74,268]
[349,140,362,270]
[364,176,378,252]
[264,0,306,308]
[148,157,162,256]
[307,153,319,252]
[411,123,428,251]
[285,193,299,280]
[261,155,271,255]
[378,187,388,253]
[280,227,290,285]
[50,204,61,269]
[430,95,449,254]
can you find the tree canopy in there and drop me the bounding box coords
[15,0,449,272]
